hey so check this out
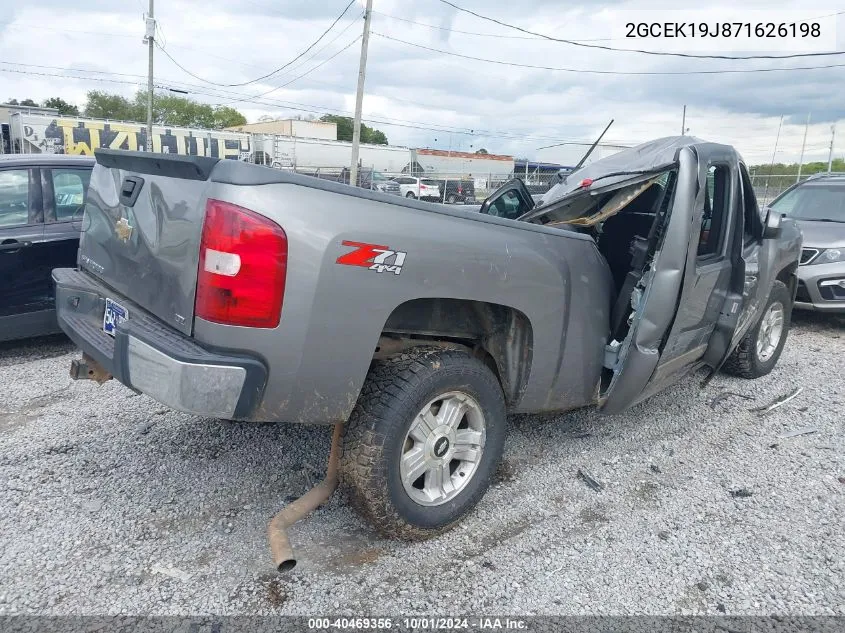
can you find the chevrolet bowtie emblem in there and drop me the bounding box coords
[115,217,133,242]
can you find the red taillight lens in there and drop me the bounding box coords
[195,199,287,328]
[458,185,463,194]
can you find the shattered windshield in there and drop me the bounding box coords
[519,136,691,226]
[525,171,674,227]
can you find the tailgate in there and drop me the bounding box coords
[79,149,219,335]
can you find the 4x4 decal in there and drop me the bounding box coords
[336,240,407,275]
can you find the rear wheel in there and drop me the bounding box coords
[723,280,791,378]
[341,348,506,540]
[447,194,457,204]
[405,191,416,199]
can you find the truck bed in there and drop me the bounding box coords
[59,151,613,423]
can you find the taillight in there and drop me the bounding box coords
[458,185,463,194]
[195,199,287,328]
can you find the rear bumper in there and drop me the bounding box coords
[53,268,267,419]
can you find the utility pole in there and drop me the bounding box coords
[681,105,686,136]
[144,0,155,152]
[796,113,810,183]
[349,0,373,188]
[828,124,836,173]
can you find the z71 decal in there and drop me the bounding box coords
[336,240,407,275]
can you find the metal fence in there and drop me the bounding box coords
[747,171,843,206]
[251,160,572,204]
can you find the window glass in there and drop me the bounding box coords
[0,169,31,227]
[698,165,730,257]
[739,164,760,242]
[488,190,527,220]
[769,182,845,222]
[421,179,440,186]
[51,168,90,221]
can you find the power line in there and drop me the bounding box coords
[371,10,618,42]
[210,34,362,105]
[159,10,362,101]
[156,0,357,88]
[373,32,845,75]
[0,61,816,149]
[0,63,636,144]
[0,59,829,147]
[437,0,845,60]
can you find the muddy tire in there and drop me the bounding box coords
[723,280,792,379]
[341,347,506,540]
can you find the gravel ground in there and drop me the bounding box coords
[0,312,842,616]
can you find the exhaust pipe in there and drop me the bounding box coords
[268,422,343,573]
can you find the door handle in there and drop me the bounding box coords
[0,240,32,252]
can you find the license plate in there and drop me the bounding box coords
[103,298,129,336]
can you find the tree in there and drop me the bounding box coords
[212,106,246,129]
[84,91,142,121]
[43,97,80,116]
[475,148,489,155]
[320,114,388,145]
[82,90,247,129]
[5,98,39,107]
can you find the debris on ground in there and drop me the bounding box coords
[729,488,753,498]
[150,565,191,581]
[709,391,754,410]
[649,464,661,473]
[777,427,819,439]
[577,468,604,492]
[750,387,803,415]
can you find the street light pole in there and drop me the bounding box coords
[349,0,373,188]
[145,0,155,152]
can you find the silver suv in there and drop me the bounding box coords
[769,173,845,312]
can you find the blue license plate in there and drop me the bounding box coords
[103,298,129,336]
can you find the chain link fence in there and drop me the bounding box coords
[749,171,840,206]
[250,161,572,204]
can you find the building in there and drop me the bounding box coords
[225,119,337,140]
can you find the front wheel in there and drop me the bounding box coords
[723,280,792,378]
[341,348,506,540]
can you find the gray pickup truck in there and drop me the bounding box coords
[54,136,801,547]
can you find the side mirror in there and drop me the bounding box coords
[762,206,782,239]
[479,178,536,220]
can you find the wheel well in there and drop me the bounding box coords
[377,298,533,407]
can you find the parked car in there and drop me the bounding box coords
[0,154,94,342]
[435,179,476,204]
[361,169,401,196]
[393,175,441,200]
[767,173,845,312]
[55,138,798,557]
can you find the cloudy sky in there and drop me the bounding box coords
[1,0,844,165]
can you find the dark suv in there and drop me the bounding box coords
[768,173,845,312]
[0,154,94,341]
